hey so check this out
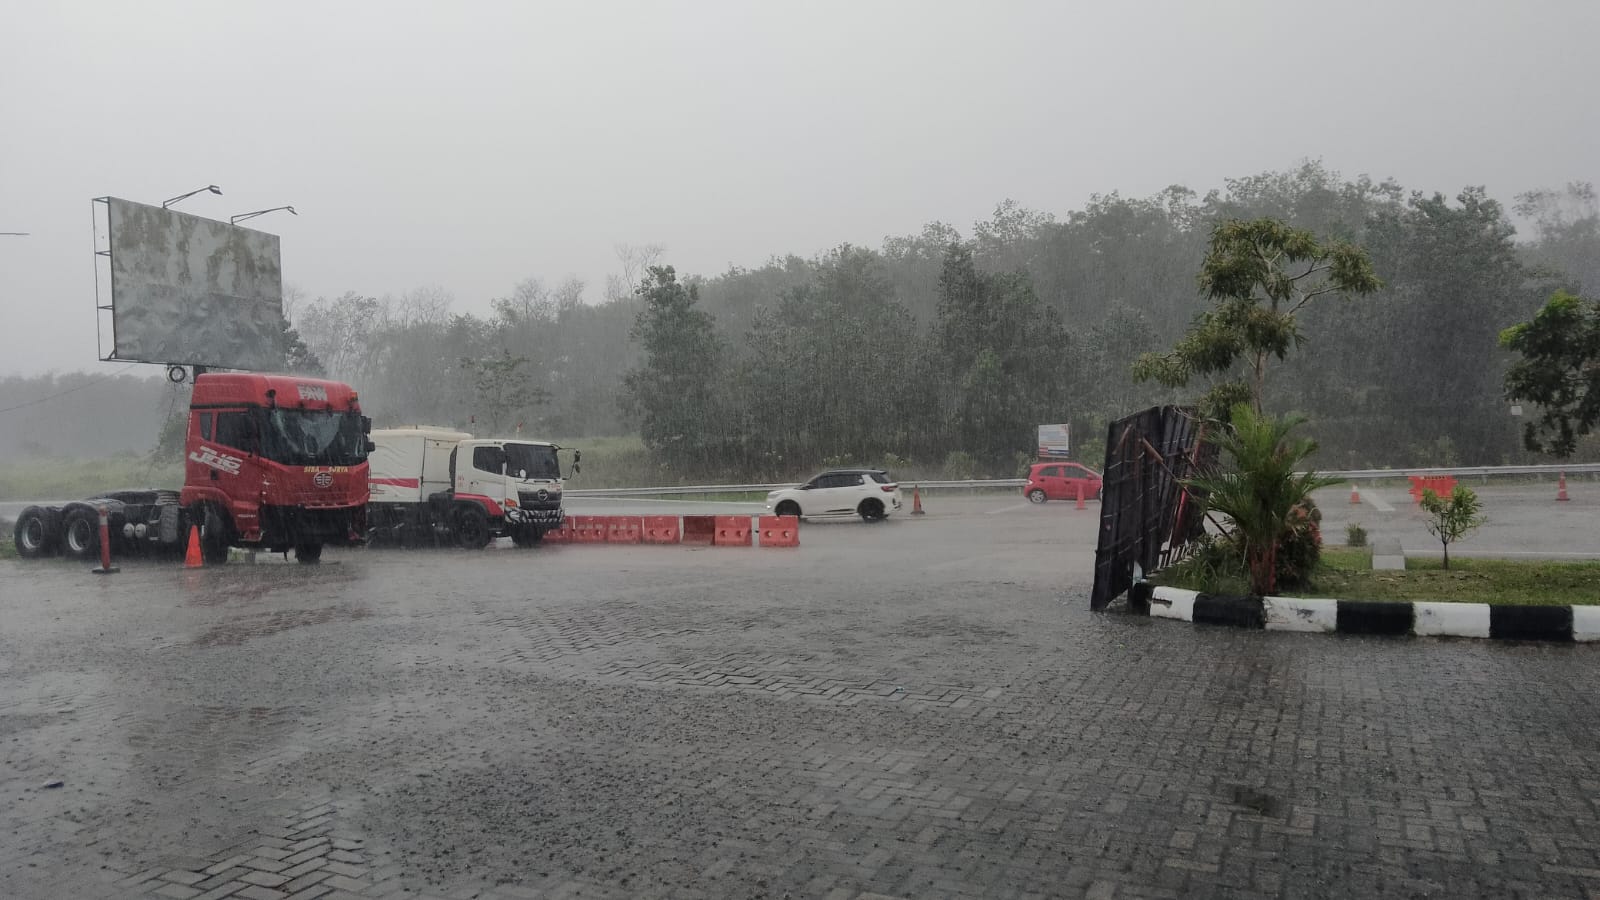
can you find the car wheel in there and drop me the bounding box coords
[510,524,541,547]
[62,508,100,561]
[775,500,800,518]
[454,505,492,549]
[858,499,886,522]
[12,506,54,559]
[294,542,323,564]
[1028,489,1047,504]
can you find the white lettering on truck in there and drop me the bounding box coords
[189,445,244,474]
[297,384,328,402]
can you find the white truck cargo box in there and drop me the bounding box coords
[368,427,472,504]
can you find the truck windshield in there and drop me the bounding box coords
[258,409,367,467]
[504,443,560,480]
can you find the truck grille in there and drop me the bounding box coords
[517,490,562,511]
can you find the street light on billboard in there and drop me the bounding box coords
[230,206,297,225]
[161,184,222,209]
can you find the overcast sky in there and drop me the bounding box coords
[2,0,1596,376]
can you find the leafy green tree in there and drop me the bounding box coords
[277,319,323,375]
[1500,290,1600,456]
[1134,218,1381,415]
[1419,485,1485,570]
[932,245,1074,466]
[1184,404,1341,596]
[623,266,724,470]
[739,246,918,472]
[297,291,381,382]
[1369,188,1537,461]
[460,348,546,435]
[1517,182,1600,295]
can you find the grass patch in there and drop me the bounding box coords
[1291,553,1600,606]
[0,455,182,501]
[1159,545,1600,606]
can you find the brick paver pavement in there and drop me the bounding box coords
[2,500,1597,899]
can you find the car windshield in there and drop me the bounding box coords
[258,409,367,467]
[870,472,893,484]
[505,443,561,480]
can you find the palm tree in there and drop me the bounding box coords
[1185,404,1341,596]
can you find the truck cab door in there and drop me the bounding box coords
[460,444,507,499]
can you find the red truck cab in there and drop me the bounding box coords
[179,373,372,562]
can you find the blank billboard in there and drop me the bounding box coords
[106,197,285,371]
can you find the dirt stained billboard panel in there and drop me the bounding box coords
[105,197,285,371]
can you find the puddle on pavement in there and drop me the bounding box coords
[180,564,361,607]
[1230,785,1284,817]
[192,606,372,646]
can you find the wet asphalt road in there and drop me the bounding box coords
[3,495,1600,899]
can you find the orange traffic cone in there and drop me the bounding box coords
[1558,471,1570,502]
[184,525,203,568]
[1350,484,1360,505]
[1075,481,1087,510]
[911,485,925,516]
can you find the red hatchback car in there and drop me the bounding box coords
[1024,462,1103,503]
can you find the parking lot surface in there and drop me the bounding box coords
[3,495,1599,899]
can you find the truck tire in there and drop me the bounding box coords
[201,506,232,565]
[61,508,100,561]
[454,505,491,549]
[510,524,542,548]
[294,542,323,564]
[12,506,55,559]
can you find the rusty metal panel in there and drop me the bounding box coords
[106,197,285,371]
[1090,406,1213,611]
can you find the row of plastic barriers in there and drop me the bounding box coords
[543,515,799,547]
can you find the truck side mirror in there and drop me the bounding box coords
[363,439,376,454]
[362,416,372,435]
[573,450,581,464]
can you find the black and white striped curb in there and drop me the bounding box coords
[1146,586,1600,642]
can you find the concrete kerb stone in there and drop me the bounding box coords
[1372,537,1406,571]
[1147,585,1597,642]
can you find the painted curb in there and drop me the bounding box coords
[1147,586,1595,642]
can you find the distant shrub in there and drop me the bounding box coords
[1346,522,1368,547]
[943,451,977,480]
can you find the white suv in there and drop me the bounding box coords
[766,469,903,522]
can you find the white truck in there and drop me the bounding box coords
[366,426,573,549]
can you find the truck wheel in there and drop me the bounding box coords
[510,524,542,548]
[201,507,231,565]
[61,508,100,561]
[12,507,55,559]
[294,543,323,564]
[454,506,491,549]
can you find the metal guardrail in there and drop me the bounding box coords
[564,464,1600,499]
[566,479,1027,498]
[1324,463,1600,480]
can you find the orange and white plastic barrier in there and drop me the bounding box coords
[605,516,644,543]
[757,515,799,547]
[643,515,681,543]
[713,515,752,546]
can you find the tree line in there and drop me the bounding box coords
[6,163,1595,482]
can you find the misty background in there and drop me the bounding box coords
[2,2,1597,481]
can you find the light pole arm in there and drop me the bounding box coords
[161,185,223,209]
[230,206,297,225]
